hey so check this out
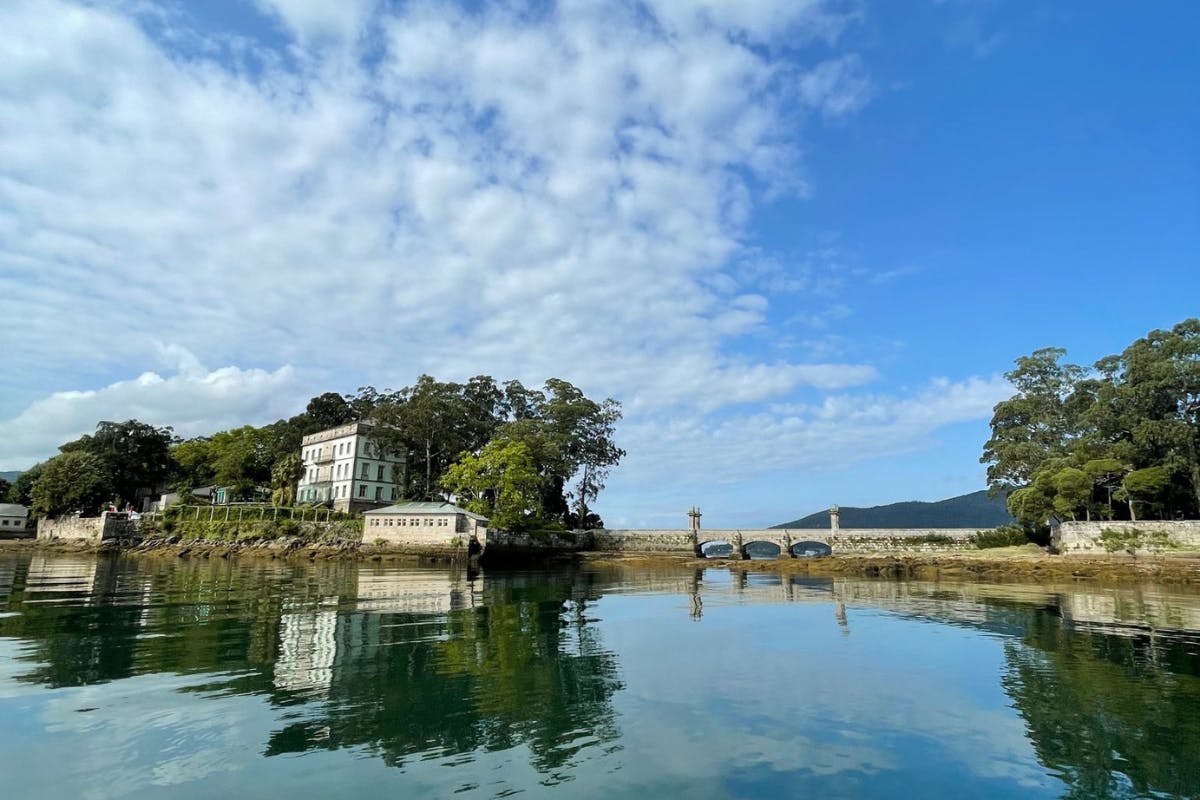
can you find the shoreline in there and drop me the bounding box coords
[4,537,1200,585]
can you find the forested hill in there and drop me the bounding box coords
[0,471,20,482]
[772,490,1012,529]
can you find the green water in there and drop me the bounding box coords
[2,554,1199,799]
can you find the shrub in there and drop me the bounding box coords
[974,525,1029,549]
[905,534,955,545]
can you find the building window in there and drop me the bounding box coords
[358,485,366,497]
[390,487,396,500]
[375,487,382,501]
[361,463,369,479]
[376,464,384,481]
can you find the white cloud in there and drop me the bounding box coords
[0,349,302,469]
[613,374,1011,488]
[0,0,1006,512]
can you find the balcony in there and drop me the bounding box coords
[314,449,334,464]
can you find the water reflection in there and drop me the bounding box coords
[1,553,1199,799]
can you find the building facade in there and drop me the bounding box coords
[0,504,30,536]
[296,421,405,513]
[363,502,488,550]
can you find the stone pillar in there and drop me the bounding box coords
[688,506,703,557]
[728,530,746,560]
[777,531,794,559]
[830,505,840,532]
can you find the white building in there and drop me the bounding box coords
[296,421,405,513]
[0,504,29,535]
[363,501,488,549]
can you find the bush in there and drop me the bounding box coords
[974,525,1029,549]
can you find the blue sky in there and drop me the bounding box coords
[0,0,1196,527]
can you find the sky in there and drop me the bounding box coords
[0,0,1197,528]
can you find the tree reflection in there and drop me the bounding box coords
[0,556,622,777]
[1003,619,1200,800]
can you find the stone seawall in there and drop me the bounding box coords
[37,512,137,542]
[1054,521,1200,555]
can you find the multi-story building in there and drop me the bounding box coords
[296,421,405,513]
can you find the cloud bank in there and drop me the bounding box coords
[0,0,1007,518]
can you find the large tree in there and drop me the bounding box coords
[986,319,1200,523]
[368,376,489,501]
[441,439,543,531]
[59,420,174,503]
[4,463,44,507]
[982,348,1087,491]
[30,452,111,517]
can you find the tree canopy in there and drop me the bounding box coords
[17,380,623,527]
[983,319,1200,527]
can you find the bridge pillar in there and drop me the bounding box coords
[727,531,746,560]
[777,533,794,558]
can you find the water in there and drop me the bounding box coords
[2,554,1199,799]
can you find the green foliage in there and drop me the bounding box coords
[442,439,544,531]
[1051,467,1091,521]
[981,348,1087,490]
[906,533,955,544]
[4,464,43,506]
[270,453,304,506]
[1116,466,1172,521]
[983,319,1200,522]
[363,375,624,524]
[30,452,111,517]
[59,420,174,504]
[973,525,1030,549]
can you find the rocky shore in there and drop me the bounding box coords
[5,538,1200,584]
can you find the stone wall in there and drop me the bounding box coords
[1054,520,1200,555]
[37,512,137,542]
[364,524,480,557]
[829,530,978,553]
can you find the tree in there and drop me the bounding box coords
[540,380,624,527]
[1051,467,1091,521]
[30,452,111,517]
[369,376,477,501]
[982,348,1087,491]
[169,438,215,493]
[59,420,174,504]
[5,463,44,507]
[441,440,543,531]
[303,392,355,432]
[207,426,273,499]
[1116,466,1172,521]
[1106,320,1200,514]
[270,452,304,506]
[0,478,9,503]
[1082,458,1128,520]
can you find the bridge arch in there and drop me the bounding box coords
[743,540,782,559]
[791,540,832,558]
[698,540,735,558]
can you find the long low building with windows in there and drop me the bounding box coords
[363,502,488,552]
[296,421,405,513]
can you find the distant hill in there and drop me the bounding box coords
[0,471,21,482]
[773,490,1012,529]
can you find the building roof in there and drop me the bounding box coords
[300,420,376,445]
[364,501,488,522]
[0,504,29,516]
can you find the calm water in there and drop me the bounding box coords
[2,554,1200,799]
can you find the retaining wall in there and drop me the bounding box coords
[37,512,137,542]
[1054,521,1200,555]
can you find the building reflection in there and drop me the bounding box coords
[3,552,1200,795]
